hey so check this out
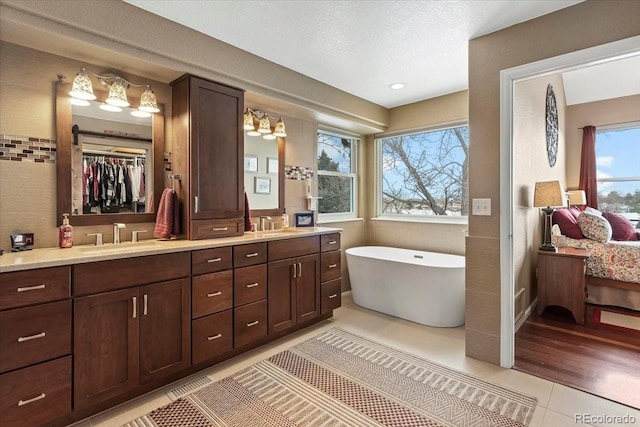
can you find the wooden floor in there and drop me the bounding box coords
[514,305,640,409]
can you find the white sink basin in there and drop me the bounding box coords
[77,241,165,255]
[244,228,309,239]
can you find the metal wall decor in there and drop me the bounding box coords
[545,84,559,167]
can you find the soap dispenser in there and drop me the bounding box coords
[59,213,73,248]
[281,209,289,229]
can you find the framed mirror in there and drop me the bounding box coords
[56,81,164,226]
[244,131,284,218]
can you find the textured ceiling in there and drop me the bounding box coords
[124,0,583,108]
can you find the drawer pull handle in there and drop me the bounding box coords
[18,332,46,343]
[132,296,137,319]
[245,252,259,258]
[329,294,338,299]
[298,262,302,277]
[328,264,338,268]
[212,227,228,231]
[247,320,259,327]
[246,282,259,288]
[207,334,222,341]
[293,263,297,279]
[206,257,222,263]
[17,284,45,292]
[143,294,148,316]
[207,291,222,297]
[328,240,337,244]
[18,393,46,406]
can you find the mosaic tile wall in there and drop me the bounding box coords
[0,135,56,163]
[284,165,314,180]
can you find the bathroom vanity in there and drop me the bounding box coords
[0,228,342,427]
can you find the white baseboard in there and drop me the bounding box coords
[515,298,537,333]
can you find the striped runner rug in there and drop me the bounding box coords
[125,328,537,426]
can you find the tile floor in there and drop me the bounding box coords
[72,293,640,427]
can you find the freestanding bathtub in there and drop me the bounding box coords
[346,246,465,327]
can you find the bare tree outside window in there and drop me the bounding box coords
[317,131,356,215]
[380,125,469,216]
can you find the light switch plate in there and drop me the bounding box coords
[472,198,491,216]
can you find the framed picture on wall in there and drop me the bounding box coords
[267,157,278,174]
[254,177,271,194]
[294,212,315,227]
[244,155,258,172]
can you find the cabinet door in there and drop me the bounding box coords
[296,254,320,324]
[74,288,139,410]
[190,77,243,220]
[139,279,191,384]
[268,259,296,334]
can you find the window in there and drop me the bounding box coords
[377,124,469,218]
[596,125,640,225]
[317,129,358,218]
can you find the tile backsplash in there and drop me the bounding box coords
[0,134,56,163]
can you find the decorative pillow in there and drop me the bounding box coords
[577,211,612,243]
[552,208,583,239]
[584,206,603,216]
[568,207,581,219]
[602,212,638,241]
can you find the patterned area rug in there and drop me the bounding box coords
[124,328,537,426]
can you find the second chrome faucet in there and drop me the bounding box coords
[113,223,126,244]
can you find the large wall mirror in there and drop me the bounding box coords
[56,81,164,226]
[244,130,284,218]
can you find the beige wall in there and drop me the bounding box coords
[512,74,567,319]
[565,94,640,189]
[467,0,640,364]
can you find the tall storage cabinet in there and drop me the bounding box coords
[171,75,245,240]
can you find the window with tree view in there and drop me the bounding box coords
[378,124,469,217]
[596,126,640,226]
[317,131,357,217]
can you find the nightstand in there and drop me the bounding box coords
[536,247,592,324]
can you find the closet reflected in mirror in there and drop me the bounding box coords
[72,101,153,215]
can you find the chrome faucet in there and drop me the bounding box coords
[259,216,272,231]
[113,223,125,244]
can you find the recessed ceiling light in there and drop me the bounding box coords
[389,83,406,90]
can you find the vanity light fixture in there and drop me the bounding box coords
[67,67,160,116]
[243,108,286,139]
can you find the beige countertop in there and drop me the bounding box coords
[0,227,342,273]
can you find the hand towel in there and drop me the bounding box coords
[244,191,252,231]
[154,188,180,239]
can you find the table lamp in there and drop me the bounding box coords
[534,180,564,252]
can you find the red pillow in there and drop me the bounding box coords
[602,212,638,241]
[552,208,584,239]
[569,207,581,219]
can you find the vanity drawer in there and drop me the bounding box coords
[233,242,267,268]
[234,264,267,307]
[74,252,190,296]
[268,236,320,261]
[192,270,233,318]
[320,233,341,252]
[234,299,267,348]
[191,218,244,240]
[320,250,342,283]
[0,300,71,373]
[0,267,70,310]
[192,310,233,365]
[321,278,342,314]
[192,246,233,276]
[0,356,71,427]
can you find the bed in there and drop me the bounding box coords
[552,207,640,311]
[564,237,640,310]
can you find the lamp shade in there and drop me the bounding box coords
[138,86,160,113]
[69,68,96,101]
[568,190,587,206]
[105,79,129,107]
[534,181,564,208]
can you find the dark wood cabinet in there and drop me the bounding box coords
[171,74,245,239]
[268,253,320,334]
[74,279,190,410]
[537,247,592,324]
